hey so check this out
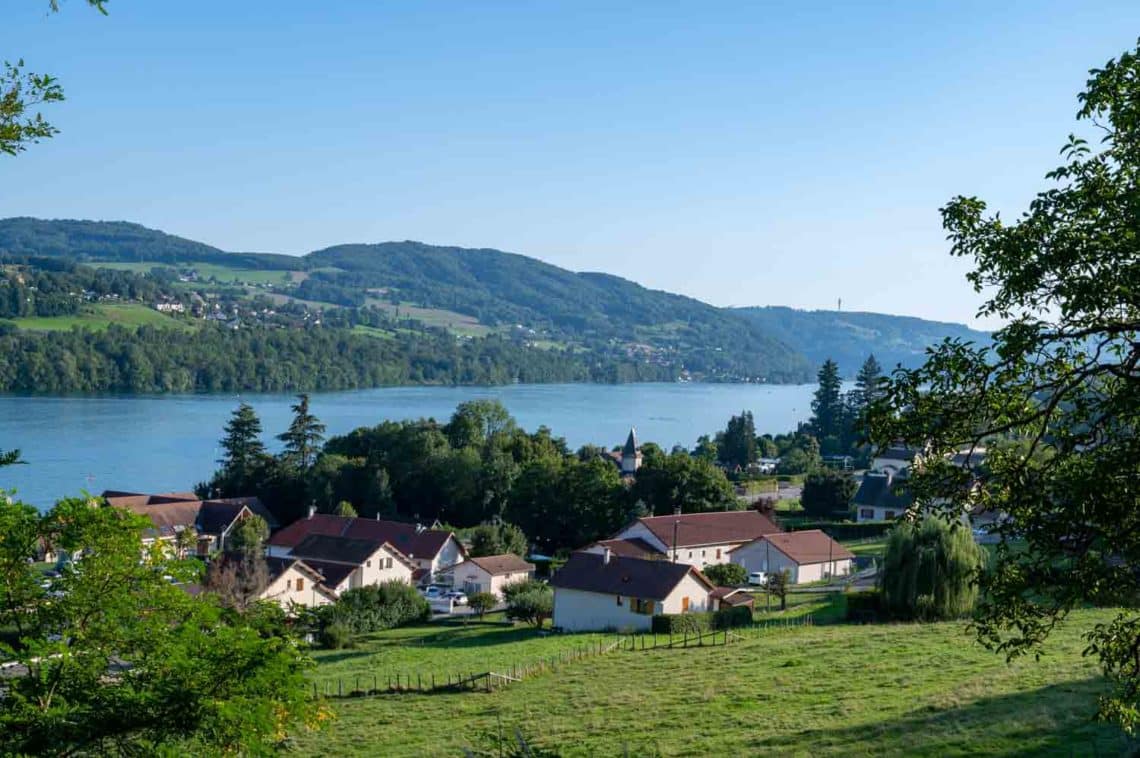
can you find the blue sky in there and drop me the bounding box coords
[3,1,1139,328]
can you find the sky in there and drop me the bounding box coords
[3,1,1140,329]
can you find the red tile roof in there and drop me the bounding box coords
[467,554,535,576]
[737,530,855,564]
[635,510,781,549]
[268,514,461,562]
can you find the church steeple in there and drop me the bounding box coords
[621,427,642,474]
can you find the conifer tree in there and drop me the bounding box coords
[277,394,325,470]
[217,403,266,489]
[810,359,844,448]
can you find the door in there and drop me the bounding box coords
[681,596,690,612]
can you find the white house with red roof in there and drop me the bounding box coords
[729,530,854,584]
[267,513,466,585]
[588,510,782,571]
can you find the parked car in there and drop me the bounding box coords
[422,585,446,598]
[748,571,768,586]
[444,590,468,605]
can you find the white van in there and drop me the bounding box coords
[748,571,768,586]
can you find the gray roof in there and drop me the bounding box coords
[852,471,913,511]
[623,428,639,456]
[552,552,712,600]
[290,534,382,565]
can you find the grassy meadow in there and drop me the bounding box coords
[0,303,189,332]
[290,608,1132,757]
[94,260,293,285]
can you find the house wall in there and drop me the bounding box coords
[609,522,736,568]
[659,573,712,614]
[356,545,415,586]
[731,540,853,584]
[552,587,661,632]
[430,536,465,575]
[447,564,532,599]
[855,505,902,523]
[266,544,292,558]
[261,566,332,609]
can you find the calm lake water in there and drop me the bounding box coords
[0,382,836,508]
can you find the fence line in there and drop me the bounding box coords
[312,614,815,700]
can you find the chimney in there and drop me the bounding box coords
[603,546,612,565]
[307,505,316,519]
[673,506,682,516]
[375,512,381,521]
[415,523,425,534]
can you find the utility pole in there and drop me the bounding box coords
[672,518,679,563]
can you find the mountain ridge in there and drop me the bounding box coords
[0,217,985,379]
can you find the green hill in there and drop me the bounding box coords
[0,218,991,382]
[733,305,991,375]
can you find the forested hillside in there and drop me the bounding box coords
[0,218,990,384]
[733,306,991,375]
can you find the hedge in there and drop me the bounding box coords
[844,590,882,622]
[786,521,894,541]
[651,606,753,634]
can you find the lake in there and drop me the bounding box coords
[0,382,837,508]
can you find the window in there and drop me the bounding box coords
[296,577,304,591]
[286,579,292,590]
[366,560,372,568]
[885,511,896,519]
[386,557,393,569]
[859,508,874,520]
[632,598,654,615]
[688,551,693,558]
[616,594,623,606]
[716,549,721,560]
[701,550,706,557]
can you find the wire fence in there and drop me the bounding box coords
[312,614,816,700]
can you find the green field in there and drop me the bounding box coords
[95,260,293,285]
[291,609,1131,756]
[0,303,189,332]
[365,299,493,337]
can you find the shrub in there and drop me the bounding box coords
[844,590,882,623]
[801,470,858,518]
[500,578,546,605]
[319,580,430,638]
[786,521,893,541]
[651,613,711,635]
[703,563,748,587]
[505,587,553,628]
[880,517,985,621]
[710,605,753,629]
[468,591,497,619]
[319,622,353,650]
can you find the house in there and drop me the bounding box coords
[593,510,782,570]
[283,534,416,593]
[266,513,466,584]
[550,549,715,632]
[710,586,755,611]
[852,471,913,522]
[730,530,855,584]
[102,490,277,555]
[442,554,535,598]
[259,557,337,609]
[871,445,919,475]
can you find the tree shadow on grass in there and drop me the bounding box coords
[747,678,1135,756]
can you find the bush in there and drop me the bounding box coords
[505,587,553,628]
[711,605,753,629]
[468,591,496,619]
[651,613,710,635]
[844,590,882,623]
[319,580,430,639]
[319,622,353,650]
[786,521,893,541]
[500,578,546,604]
[703,563,748,587]
[801,470,858,518]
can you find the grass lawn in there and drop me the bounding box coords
[1,303,190,332]
[845,538,889,559]
[308,614,614,689]
[350,324,396,340]
[291,608,1132,757]
[364,299,493,337]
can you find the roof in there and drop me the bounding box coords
[265,556,327,584]
[852,471,913,510]
[300,559,357,589]
[205,496,279,529]
[102,490,198,507]
[739,530,856,565]
[710,587,754,605]
[290,534,387,565]
[467,554,535,576]
[593,538,664,560]
[195,501,248,536]
[268,514,460,561]
[550,552,714,600]
[623,428,640,456]
[633,510,781,549]
[120,500,202,538]
[876,446,918,463]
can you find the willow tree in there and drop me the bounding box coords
[880,517,983,621]
[868,42,1140,730]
